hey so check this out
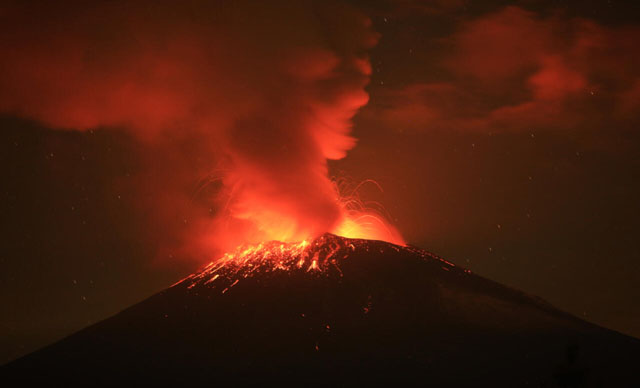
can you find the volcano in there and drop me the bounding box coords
[3,234,639,386]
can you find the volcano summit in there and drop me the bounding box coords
[3,234,639,385]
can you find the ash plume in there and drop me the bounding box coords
[0,0,401,258]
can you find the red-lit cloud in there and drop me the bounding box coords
[0,1,403,261]
[369,6,640,133]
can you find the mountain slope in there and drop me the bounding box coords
[3,234,639,385]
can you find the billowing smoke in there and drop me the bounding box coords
[0,0,403,258]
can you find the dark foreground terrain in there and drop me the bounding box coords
[3,234,639,386]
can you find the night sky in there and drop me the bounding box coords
[2,0,639,364]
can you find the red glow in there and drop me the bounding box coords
[0,2,403,260]
[368,6,640,134]
[174,234,454,293]
[197,176,405,254]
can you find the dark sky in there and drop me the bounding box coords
[2,0,639,364]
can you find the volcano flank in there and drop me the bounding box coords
[3,234,639,386]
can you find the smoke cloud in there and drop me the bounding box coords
[367,6,640,134]
[0,0,402,259]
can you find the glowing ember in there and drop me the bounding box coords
[331,179,405,245]
[174,233,459,293]
[177,236,343,291]
[332,211,403,245]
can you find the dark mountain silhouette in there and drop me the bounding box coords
[3,234,639,386]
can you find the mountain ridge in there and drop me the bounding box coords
[3,234,639,385]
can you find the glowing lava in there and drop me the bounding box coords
[174,234,450,294]
[177,235,347,292]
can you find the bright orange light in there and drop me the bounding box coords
[331,178,405,245]
[332,212,404,245]
[175,234,366,290]
[198,176,405,255]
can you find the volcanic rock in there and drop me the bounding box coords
[3,234,639,386]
